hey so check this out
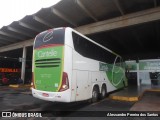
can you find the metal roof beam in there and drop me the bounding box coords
[76,7,160,35]
[51,8,77,27]
[0,36,15,42]
[19,22,41,33]
[0,39,34,53]
[75,0,98,22]
[33,16,54,28]
[7,26,33,38]
[0,40,10,44]
[113,0,125,15]
[0,31,24,40]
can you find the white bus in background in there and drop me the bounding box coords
[32,27,127,102]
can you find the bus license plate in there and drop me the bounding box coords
[42,93,49,97]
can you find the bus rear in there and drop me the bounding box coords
[32,28,71,102]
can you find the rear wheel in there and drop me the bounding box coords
[100,85,107,99]
[91,86,99,103]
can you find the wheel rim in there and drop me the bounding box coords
[92,90,98,102]
[93,91,97,99]
[102,88,106,97]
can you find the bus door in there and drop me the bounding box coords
[112,56,125,88]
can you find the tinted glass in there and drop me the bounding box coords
[72,32,116,64]
[34,29,65,49]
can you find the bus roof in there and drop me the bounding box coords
[37,27,122,58]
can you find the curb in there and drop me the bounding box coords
[9,84,31,88]
[138,89,160,100]
[145,89,160,92]
[109,88,160,102]
[109,95,138,102]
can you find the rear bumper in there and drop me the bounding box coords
[31,88,71,102]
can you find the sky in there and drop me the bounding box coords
[0,0,61,29]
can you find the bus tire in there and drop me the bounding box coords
[100,85,107,99]
[91,86,99,103]
[123,80,126,87]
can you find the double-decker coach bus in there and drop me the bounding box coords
[32,27,127,102]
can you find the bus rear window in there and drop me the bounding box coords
[34,29,65,49]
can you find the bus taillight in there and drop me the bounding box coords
[31,72,35,89]
[59,72,69,92]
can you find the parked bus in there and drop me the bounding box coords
[32,27,127,102]
[0,68,21,85]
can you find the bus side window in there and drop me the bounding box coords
[72,32,116,64]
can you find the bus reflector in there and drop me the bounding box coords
[59,72,69,92]
[31,72,35,89]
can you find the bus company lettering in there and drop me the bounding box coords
[0,68,20,72]
[38,49,57,58]
[99,62,108,71]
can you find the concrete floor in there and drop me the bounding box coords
[0,86,133,110]
[130,91,160,112]
[0,86,160,120]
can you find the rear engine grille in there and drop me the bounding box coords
[35,58,61,68]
